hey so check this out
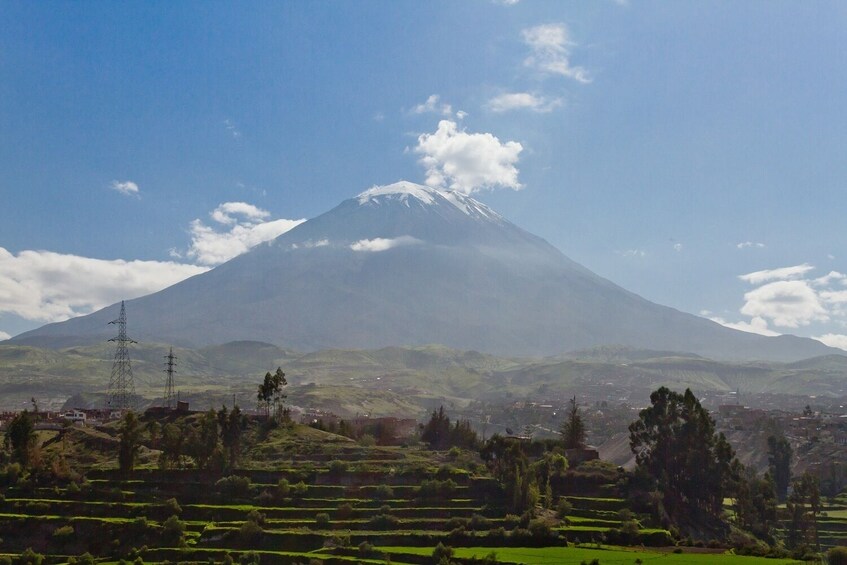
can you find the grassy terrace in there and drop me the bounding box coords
[1,419,841,563]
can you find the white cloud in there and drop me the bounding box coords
[413,120,523,194]
[210,202,270,225]
[736,241,765,249]
[814,333,847,352]
[291,239,329,250]
[522,23,590,83]
[0,330,10,341]
[411,94,453,116]
[186,203,305,266]
[619,249,646,258]
[813,271,847,287]
[673,243,683,252]
[740,280,829,328]
[709,315,779,337]
[456,110,468,120]
[487,92,563,113]
[0,247,208,324]
[493,0,520,4]
[739,263,814,285]
[350,236,422,253]
[110,180,139,197]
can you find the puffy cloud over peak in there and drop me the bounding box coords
[414,120,523,195]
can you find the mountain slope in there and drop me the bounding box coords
[11,182,839,361]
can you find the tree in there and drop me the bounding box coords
[560,396,587,449]
[6,411,36,468]
[118,411,142,475]
[629,387,737,521]
[185,409,220,470]
[421,406,452,450]
[257,367,287,420]
[786,472,821,551]
[218,405,245,469]
[159,423,184,469]
[733,467,777,541]
[767,433,792,501]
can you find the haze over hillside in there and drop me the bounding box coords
[10,182,839,362]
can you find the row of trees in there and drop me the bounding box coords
[119,405,247,474]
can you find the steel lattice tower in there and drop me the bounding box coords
[106,301,136,412]
[163,347,177,409]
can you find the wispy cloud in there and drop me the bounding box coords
[487,92,563,113]
[411,94,453,116]
[413,120,523,195]
[618,249,646,258]
[110,180,139,197]
[814,333,847,352]
[522,23,590,83]
[736,241,765,249]
[0,247,208,324]
[738,263,814,285]
[673,243,683,252]
[185,202,305,266]
[350,236,422,253]
[709,315,779,337]
[0,330,10,341]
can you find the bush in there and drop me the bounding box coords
[238,520,263,544]
[52,525,74,539]
[487,526,506,539]
[161,515,186,545]
[216,475,251,498]
[373,484,394,499]
[336,503,354,520]
[528,519,552,539]
[276,478,290,498]
[290,481,308,498]
[367,513,400,530]
[503,514,520,529]
[164,497,181,514]
[444,517,468,531]
[315,513,331,528]
[17,549,44,565]
[432,543,454,562]
[469,513,490,530]
[358,434,376,447]
[328,460,348,475]
[830,547,847,565]
[556,498,572,518]
[417,478,457,499]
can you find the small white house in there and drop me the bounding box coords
[61,410,86,424]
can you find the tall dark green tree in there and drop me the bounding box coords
[118,411,142,476]
[421,406,451,450]
[560,396,587,449]
[767,433,792,501]
[786,472,821,551]
[629,387,737,521]
[186,409,220,470]
[6,410,36,468]
[218,405,245,469]
[257,367,287,420]
[734,467,778,541]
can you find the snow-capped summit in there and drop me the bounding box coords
[357,181,502,221]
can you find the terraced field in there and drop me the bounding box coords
[0,421,820,564]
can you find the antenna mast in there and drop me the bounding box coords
[164,347,177,409]
[106,301,137,412]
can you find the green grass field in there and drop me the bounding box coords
[378,545,806,565]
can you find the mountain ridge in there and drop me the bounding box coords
[9,181,840,362]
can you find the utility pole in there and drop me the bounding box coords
[106,301,137,413]
[164,347,177,409]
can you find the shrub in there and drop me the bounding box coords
[448,525,467,540]
[256,490,274,505]
[336,503,354,520]
[470,513,490,530]
[448,446,461,459]
[290,481,308,498]
[444,517,468,531]
[417,478,457,499]
[73,553,95,565]
[52,525,74,539]
[328,460,348,475]
[556,498,572,518]
[358,541,375,557]
[164,497,181,514]
[216,475,251,498]
[528,519,552,539]
[239,551,260,565]
[503,514,520,529]
[373,484,394,499]
[487,526,506,539]
[315,513,331,528]
[238,520,263,544]
[67,481,81,494]
[830,547,847,565]
[358,434,376,447]
[245,510,266,526]
[17,549,44,565]
[276,478,290,498]
[432,543,454,562]
[367,513,399,530]
[162,515,186,545]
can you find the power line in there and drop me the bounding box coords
[164,347,177,409]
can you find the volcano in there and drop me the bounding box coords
[10,181,838,361]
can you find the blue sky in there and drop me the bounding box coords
[2,1,847,350]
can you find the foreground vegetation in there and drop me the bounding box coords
[0,382,844,564]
